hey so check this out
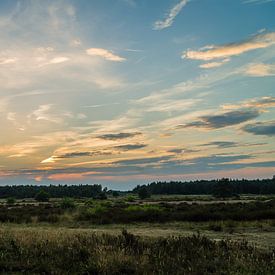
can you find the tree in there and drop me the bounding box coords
[112,191,120,197]
[138,187,151,200]
[212,179,234,198]
[35,190,50,202]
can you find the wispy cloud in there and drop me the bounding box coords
[244,63,275,76]
[199,58,230,69]
[221,96,275,110]
[183,32,275,62]
[153,0,190,30]
[86,48,126,62]
[28,104,73,124]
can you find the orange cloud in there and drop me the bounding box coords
[47,171,102,181]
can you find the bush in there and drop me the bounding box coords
[35,190,50,202]
[112,191,120,197]
[125,205,162,212]
[60,198,76,209]
[95,192,107,200]
[125,195,136,202]
[6,197,16,205]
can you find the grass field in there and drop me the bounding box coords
[0,195,275,273]
[0,227,274,274]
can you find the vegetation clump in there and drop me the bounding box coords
[138,186,151,199]
[6,197,16,205]
[35,190,50,202]
[60,197,76,209]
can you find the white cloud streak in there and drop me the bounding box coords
[153,0,189,30]
[199,58,230,69]
[86,48,126,62]
[183,32,275,61]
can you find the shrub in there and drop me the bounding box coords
[6,197,16,205]
[95,192,107,200]
[125,205,162,212]
[112,191,120,197]
[35,190,50,202]
[125,195,136,202]
[60,198,76,209]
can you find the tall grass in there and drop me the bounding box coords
[0,229,274,274]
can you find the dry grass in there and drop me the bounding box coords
[0,228,274,274]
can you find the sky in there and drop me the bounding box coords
[0,0,275,190]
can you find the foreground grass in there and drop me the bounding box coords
[0,228,274,274]
[2,219,275,250]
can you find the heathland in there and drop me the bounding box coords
[0,178,275,274]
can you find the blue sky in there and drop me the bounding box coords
[0,0,275,189]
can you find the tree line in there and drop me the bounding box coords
[0,184,103,199]
[132,177,275,197]
[1,177,275,199]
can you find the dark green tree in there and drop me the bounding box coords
[212,179,234,198]
[35,190,50,202]
[138,187,151,199]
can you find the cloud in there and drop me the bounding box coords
[222,96,275,110]
[244,63,275,77]
[200,141,266,149]
[199,58,230,69]
[0,58,17,65]
[113,155,172,166]
[182,32,275,61]
[10,153,261,179]
[49,56,70,64]
[41,150,113,163]
[41,156,56,164]
[167,148,198,154]
[153,0,189,30]
[179,109,260,129]
[201,141,238,148]
[138,98,200,113]
[28,104,73,124]
[97,132,142,140]
[86,48,126,62]
[242,121,275,136]
[114,144,147,151]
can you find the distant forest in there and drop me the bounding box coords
[133,178,275,196]
[0,184,103,199]
[0,177,275,198]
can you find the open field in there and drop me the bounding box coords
[1,220,275,250]
[1,193,275,273]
